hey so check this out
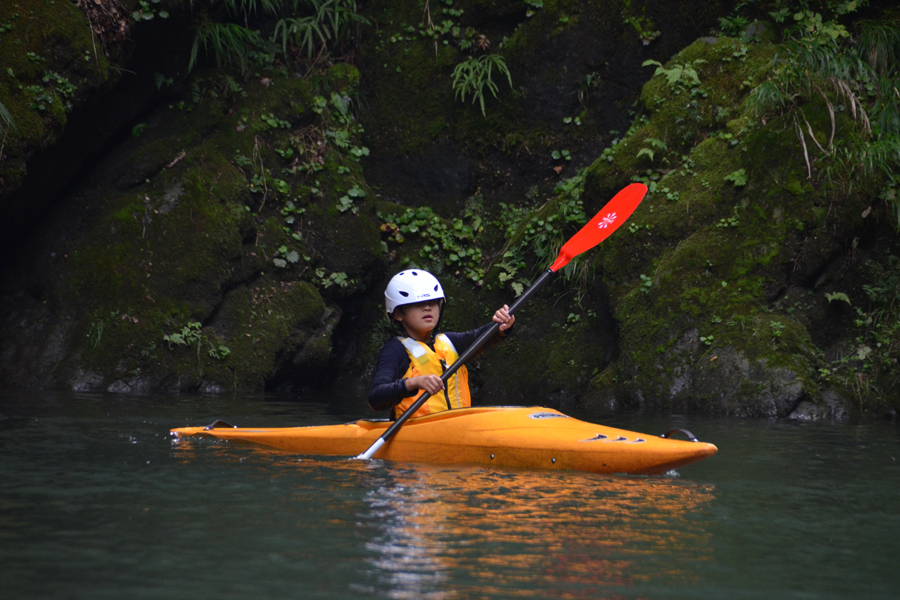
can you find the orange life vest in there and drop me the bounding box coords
[394,334,471,419]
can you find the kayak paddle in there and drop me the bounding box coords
[356,182,648,460]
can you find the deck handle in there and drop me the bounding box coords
[660,429,698,442]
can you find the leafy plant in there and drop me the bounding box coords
[87,320,104,349]
[164,321,231,360]
[451,54,512,116]
[0,12,19,40]
[190,21,265,74]
[563,312,582,332]
[336,184,365,214]
[188,0,367,75]
[273,245,301,268]
[24,85,54,112]
[0,98,16,135]
[716,206,741,228]
[724,168,748,186]
[822,253,900,410]
[745,7,900,209]
[642,58,706,89]
[516,175,587,269]
[154,73,174,90]
[621,0,660,45]
[524,0,542,17]
[261,113,291,129]
[280,200,306,227]
[18,67,78,113]
[349,144,369,159]
[490,173,593,299]
[826,291,851,305]
[274,0,366,59]
[770,320,785,338]
[209,344,231,360]
[163,321,203,348]
[379,198,486,284]
[637,137,667,162]
[132,0,169,21]
[315,268,354,288]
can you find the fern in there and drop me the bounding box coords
[642,59,706,89]
[190,21,264,74]
[0,99,15,135]
[274,0,365,59]
[224,0,281,16]
[748,13,900,199]
[188,0,367,74]
[275,16,329,58]
[317,0,363,41]
[745,79,786,114]
[451,54,513,116]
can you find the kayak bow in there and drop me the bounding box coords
[171,406,717,475]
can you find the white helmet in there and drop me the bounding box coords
[384,269,445,316]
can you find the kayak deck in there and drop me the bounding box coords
[170,406,717,475]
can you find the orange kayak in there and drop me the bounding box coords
[170,406,717,475]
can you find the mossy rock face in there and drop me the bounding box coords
[578,36,888,416]
[0,0,124,240]
[472,291,618,408]
[3,2,894,416]
[358,0,730,217]
[175,276,336,393]
[0,60,385,392]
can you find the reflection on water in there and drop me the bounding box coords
[2,391,899,600]
[356,464,714,599]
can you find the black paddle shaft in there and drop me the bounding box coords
[376,268,555,443]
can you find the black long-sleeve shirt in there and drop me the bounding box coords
[367,322,509,412]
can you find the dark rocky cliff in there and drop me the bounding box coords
[1,0,897,418]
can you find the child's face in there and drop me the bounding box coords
[394,299,442,341]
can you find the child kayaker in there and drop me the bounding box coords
[368,269,515,419]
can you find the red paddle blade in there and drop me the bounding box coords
[548,183,648,272]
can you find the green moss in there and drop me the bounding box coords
[578,36,851,411]
[0,0,114,195]
[358,0,459,153]
[183,277,329,389]
[359,0,642,161]
[326,63,360,89]
[785,179,804,196]
[475,293,612,402]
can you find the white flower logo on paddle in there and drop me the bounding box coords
[598,213,617,229]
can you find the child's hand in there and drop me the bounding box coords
[493,304,515,332]
[406,375,445,395]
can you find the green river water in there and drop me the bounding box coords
[1,390,898,599]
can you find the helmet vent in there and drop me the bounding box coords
[398,291,409,297]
